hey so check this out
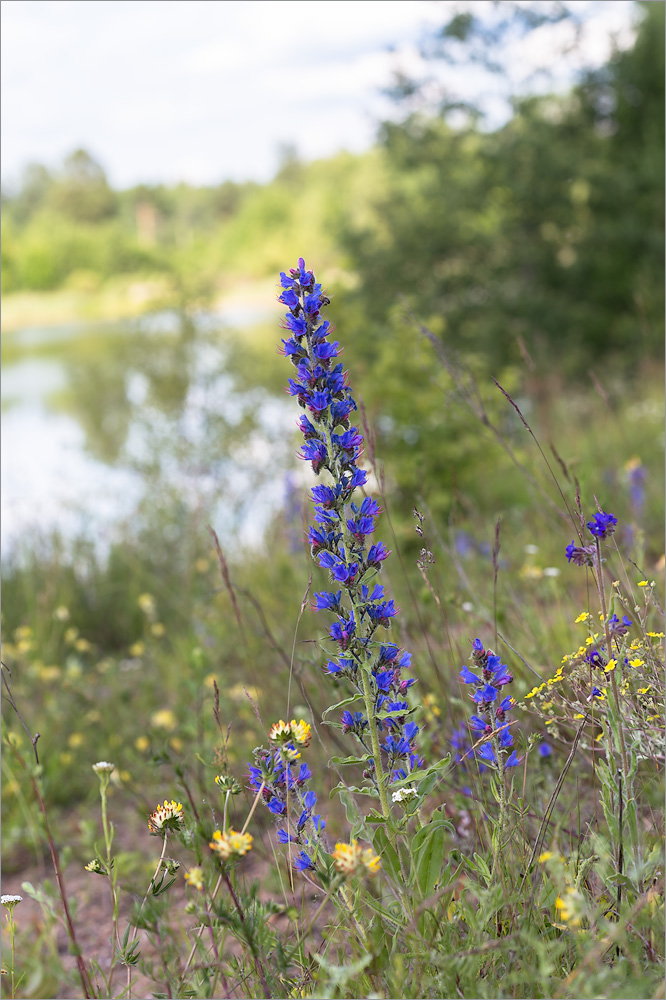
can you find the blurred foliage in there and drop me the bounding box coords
[338,1,663,374]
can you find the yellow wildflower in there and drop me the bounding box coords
[185,867,204,890]
[603,659,616,673]
[332,840,381,878]
[538,852,553,863]
[151,623,166,637]
[138,593,156,616]
[628,658,644,668]
[129,641,145,657]
[574,612,590,624]
[555,888,582,926]
[151,709,177,730]
[135,736,150,752]
[638,581,648,587]
[209,829,253,860]
[647,632,665,638]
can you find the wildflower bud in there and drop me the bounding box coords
[84,859,107,875]
[92,761,115,774]
[214,774,242,795]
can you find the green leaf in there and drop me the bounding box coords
[373,826,402,882]
[322,695,365,721]
[335,787,361,828]
[412,823,446,898]
[392,755,451,788]
[330,782,378,799]
[330,754,373,766]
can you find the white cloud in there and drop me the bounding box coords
[1,0,637,188]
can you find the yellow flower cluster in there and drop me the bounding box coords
[148,799,185,836]
[268,718,312,748]
[525,662,566,700]
[555,888,583,927]
[185,866,205,890]
[331,840,381,878]
[209,829,253,861]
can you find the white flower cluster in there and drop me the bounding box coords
[391,786,417,803]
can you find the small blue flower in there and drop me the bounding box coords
[473,684,499,705]
[565,540,596,566]
[586,511,618,539]
[538,743,552,758]
[294,851,316,872]
[477,743,496,764]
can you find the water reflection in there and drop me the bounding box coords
[2,306,297,553]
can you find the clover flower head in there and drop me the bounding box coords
[185,866,205,890]
[269,718,312,748]
[332,839,381,878]
[209,828,253,861]
[148,799,185,836]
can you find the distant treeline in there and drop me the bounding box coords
[2,1,663,376]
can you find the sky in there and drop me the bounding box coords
[2,0,636,190]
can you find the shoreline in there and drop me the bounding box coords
[1,274,283,335]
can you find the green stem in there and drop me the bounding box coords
[594,539,629,780]
[10,914,16,1000]
[127,834,169,1000]
[99,777,120,988]
[490,738,507,884]
[360,664,390,818]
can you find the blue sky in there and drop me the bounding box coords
[2,0,635,189]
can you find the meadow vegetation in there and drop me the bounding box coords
[1,3,664,998]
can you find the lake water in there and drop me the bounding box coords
[1,300,302,556]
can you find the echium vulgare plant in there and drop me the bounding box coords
[458,639,520,772]
[458,639,520,875]
[247,717,328,872]
[279,258,421,820]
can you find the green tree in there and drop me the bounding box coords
[47,148,117,223]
